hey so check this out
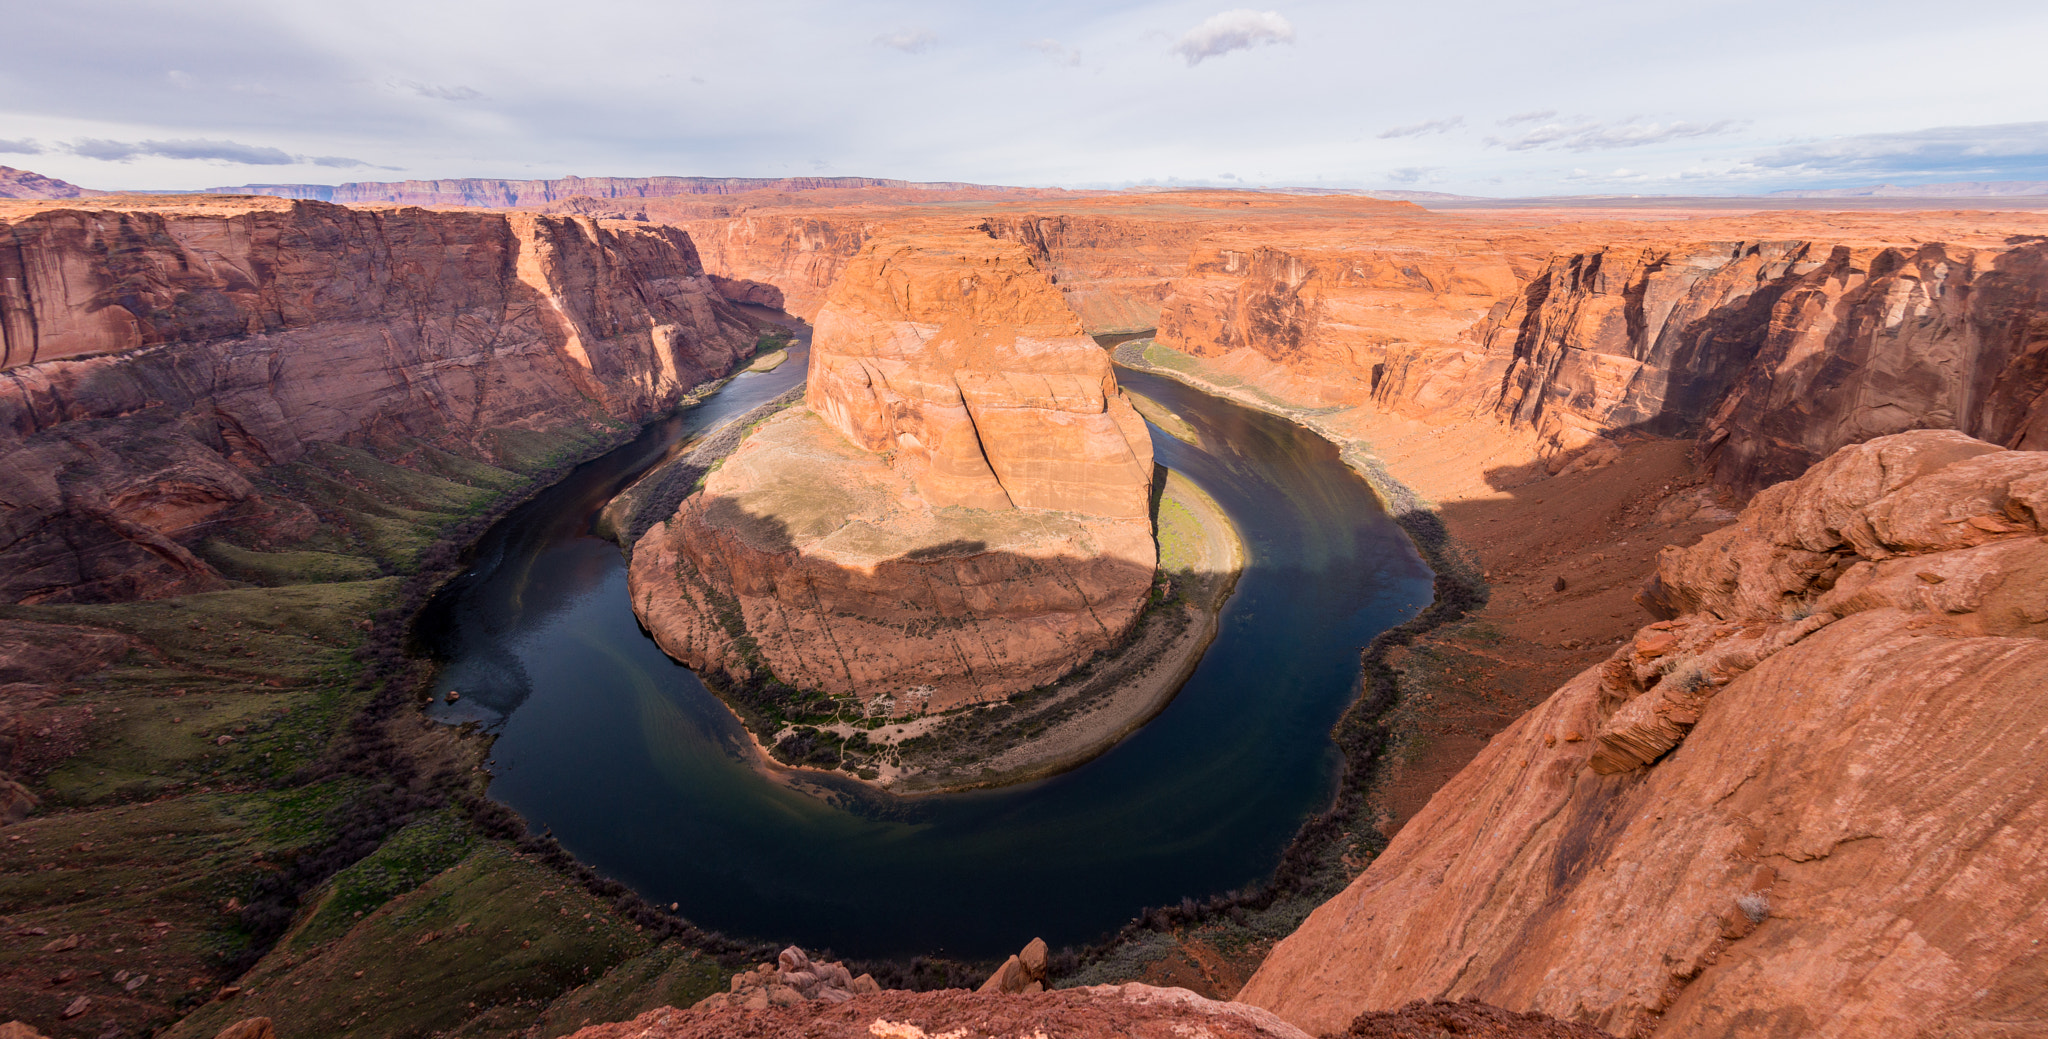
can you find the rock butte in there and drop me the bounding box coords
[628,233,1156,709]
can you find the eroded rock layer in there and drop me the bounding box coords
[630,234,1155,709]
[0,196,755,602]
[806,233,1155,519]
[562,191,2048,495]
[1237,430,2048,1038]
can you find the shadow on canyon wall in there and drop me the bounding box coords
[1478,239,2048,497]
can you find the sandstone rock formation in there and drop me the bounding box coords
[0,196,754,602]
[560,190,2048,496]
[977,937,1050,994]
[807,234,1155,518]
[565,985,1610,1039]
[574,984,1314,1039]
[1237,430,2048,1038]
[629,233,1155,710]
[691,946,882,1011]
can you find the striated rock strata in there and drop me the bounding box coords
[563,190,2048,494]
[629,233,1154,709]
[0,196,754,602]
[1238,430,2048,1038]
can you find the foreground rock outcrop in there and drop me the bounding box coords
[0,195,755,602]
[578,984,1316,1039]
[566,986,1613,1039]
[692,946,884,1011]
[629,234,1155,710]
[1238,430,2048,1037]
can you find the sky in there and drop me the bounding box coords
[2,0,2045,196]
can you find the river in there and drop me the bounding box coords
[413,325,1432,960]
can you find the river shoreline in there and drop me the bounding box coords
[664,462,1246,797]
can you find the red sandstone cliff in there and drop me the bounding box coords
[628,234,1155,709]
[1184,234,2048,494]
[573,191,2048,499]
[0,196,755,602]
[1237,429,2048,1038]
[806,234,1155,518]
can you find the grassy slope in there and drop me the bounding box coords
[0,416,752,1039]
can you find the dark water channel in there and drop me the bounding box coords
[414,333,1433,960]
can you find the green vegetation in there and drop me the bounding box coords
[0,400,772,1038]
[164,845,663,1039]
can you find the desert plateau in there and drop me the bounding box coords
[5,4,2048,1038]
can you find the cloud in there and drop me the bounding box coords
[398,80,484,101]
[66,137,380,167]
[873,29,936,54]
[305,155,382,168]
[1170,9,1294,66]
[1498,110,1556,125]
[0,138,43,155]
[1383,166,1444,184]
[1379,117,1463,139]
[1025,38,1083,67]
[1747,121,2048,179]
[1488,119,1740,152]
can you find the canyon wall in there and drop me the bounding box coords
[630,193,2048,500]
[1238,430,2048,1038]
[0,196,756,602]
[806,234,1155,518]
[629,234,1155,709]
[1164,233,2048,493]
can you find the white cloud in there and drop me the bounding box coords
[1025,38,1082,67]
[1170,9,1294,67]
[1383,166,1444,183]
[1379,117,1463,139]
[0,138,42,155]
[65,137,380,167]
[873,29,936,54]
[1488,119,1740,152]
[397,80,484,101]
[1498,110,1555,125]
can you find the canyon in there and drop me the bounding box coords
[0,195,755,604]
[5,175,2048,1039]
[627,233,1157,714]
[548,190,2048,496]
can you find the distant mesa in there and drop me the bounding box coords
[183,174,1061,208]
[1768,179,2048,198]
[628,231,1157,711]
[0,165,100,200]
